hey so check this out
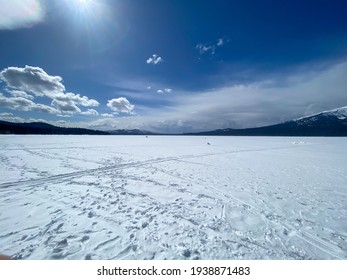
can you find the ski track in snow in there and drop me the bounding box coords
[0,135,346,260]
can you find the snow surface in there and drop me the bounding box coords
[0,135,346,260]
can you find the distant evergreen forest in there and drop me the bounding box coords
[0,121,109,135]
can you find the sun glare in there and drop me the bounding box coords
[60,0,119,52]
[78,0,92,5]
[76,0,94,8]
[67,0,95,12]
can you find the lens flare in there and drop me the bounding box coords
[0,0,45,30]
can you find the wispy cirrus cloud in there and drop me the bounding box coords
[100,113,115,118]
[74,61,347,133]
[164,88,172,93]
[196,43,216,55]
[157,88,172,94]
[216,38,224,46]
[196,37,226,55]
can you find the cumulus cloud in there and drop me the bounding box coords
[81,109,99,116]
[0,112,24,123]
[0,112,59,125]
[146,54,163,65]
[0,93,60,114]
[157,90,164,94]
[10,90,34,100]
[32,103,61,114]
[107,97,134,113]
[51,100,81,114]
[0,0,45,30]
[1,66,65,96]
[0,113,47,124]
[54,92,99,107]
[0,65,100,116]
[0,94,32,108]
[0,112,14,118]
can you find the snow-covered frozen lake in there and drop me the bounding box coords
[0,135,346,260]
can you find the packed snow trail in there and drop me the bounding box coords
[0,135,346,259]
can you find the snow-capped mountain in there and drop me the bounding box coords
[189,106,347,136]
[294,106,347,124]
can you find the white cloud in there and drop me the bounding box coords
[31,103,61,114]
[0,93,60,115]
[146,54,163,65]
[107,97,134,113]
[164,88,172,93]
[157,88,172,94]
[217,38,224,46]
[1,65,65,96]
[0,0,45,30]
[0,113,65,125]
[51,100,81,114]
[147,86,152,90]
[10,90,34,100]
[50,93,98,115]
[0,65,99,115]
[78,61,347,133]
[0,112,25,123]
[196,38,226,55]
[0,112,14,118]
[196,43,215,55]
[100,113,115,118]
[81,109,99,116]
[54,92,99,107]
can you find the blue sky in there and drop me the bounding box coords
[0,0,347,133]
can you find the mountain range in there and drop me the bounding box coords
[1,106,346,136]
[186,106,347,136]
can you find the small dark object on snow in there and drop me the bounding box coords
[207,142,211,145]
[182,249,191,258]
